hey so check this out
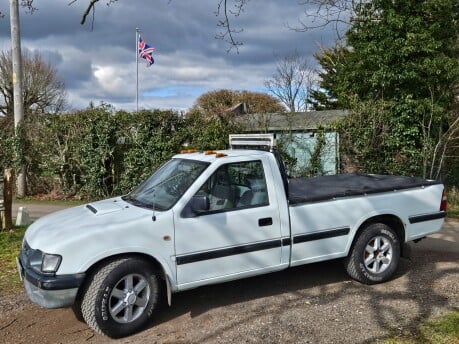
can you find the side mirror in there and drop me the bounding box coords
[190,195,209,213]
[182,195,209,218]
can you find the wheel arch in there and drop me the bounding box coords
[75,252,171,307]
[350,214,406,255]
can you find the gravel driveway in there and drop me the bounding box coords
[1,219,458,344]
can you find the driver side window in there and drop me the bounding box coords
[195,160,269,213]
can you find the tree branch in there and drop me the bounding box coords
[288,0,356,40]
[20,0,37,14]
[0,0,36,18]
[78,0,99,25]
[215,0,248,53]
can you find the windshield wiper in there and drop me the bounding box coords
[122,194,167,211]
[122,195,152,209]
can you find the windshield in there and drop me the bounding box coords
[123,158,209,210]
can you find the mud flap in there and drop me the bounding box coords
[401,242,412,259]
[166,275,172,306]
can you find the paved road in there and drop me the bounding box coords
[414,219,459,253]
[13,202,70,222]
[12,202,459,253]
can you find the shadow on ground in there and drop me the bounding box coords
[133,246,459,343]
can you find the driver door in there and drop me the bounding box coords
[173,159,283,287]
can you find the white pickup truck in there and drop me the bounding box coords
[17,134,447,338]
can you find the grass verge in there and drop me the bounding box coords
[384,309,459,344]
[0,226,26,296]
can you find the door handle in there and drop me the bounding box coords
[258,217,273,227]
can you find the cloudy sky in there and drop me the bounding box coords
[0,0,341,112]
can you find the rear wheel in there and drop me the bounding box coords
[344,223,400,284]
[80,257,160,338]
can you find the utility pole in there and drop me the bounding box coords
[9,0,26,198]
[136,27,140,113]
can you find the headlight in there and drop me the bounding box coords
[28,249,45,272]
[41,254,62,273]
[25,245,62,274]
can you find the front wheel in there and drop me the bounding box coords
[80,257,161,338]
[344,223,400,284]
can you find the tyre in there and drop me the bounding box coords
[344,223,400,284]
[80,257,161,338]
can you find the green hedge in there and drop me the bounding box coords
[0,105,240,200]
[2,104,457,201]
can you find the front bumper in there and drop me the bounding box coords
[17,257,85,308]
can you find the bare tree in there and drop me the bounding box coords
[214,0,248,53]
[291,0,371,39]
[264,52,316,112]
[425,86,459,180]
[0,49,66,116]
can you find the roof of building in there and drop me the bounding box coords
[236,110,349,131]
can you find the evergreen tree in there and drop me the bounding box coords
[314,0,459,177]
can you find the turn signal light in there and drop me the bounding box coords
[180,149,198,154]
[203,150,227,158]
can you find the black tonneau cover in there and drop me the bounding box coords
[288,173,442,205]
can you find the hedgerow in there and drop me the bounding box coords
[0,104,239,200]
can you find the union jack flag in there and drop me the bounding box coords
[138,35,155,67]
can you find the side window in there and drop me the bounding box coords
[195,160,269,212]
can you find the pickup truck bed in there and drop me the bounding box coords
[288,173,442,204]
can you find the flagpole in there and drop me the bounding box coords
[136,27,140,113]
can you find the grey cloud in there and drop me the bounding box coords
[1,0,341,111]
[35,49,63,66]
